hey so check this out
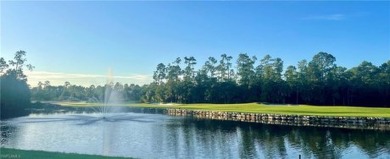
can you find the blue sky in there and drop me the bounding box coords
[1,1,389,86]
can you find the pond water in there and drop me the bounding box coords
[1,112,389,159]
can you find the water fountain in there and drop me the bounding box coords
[101,69,123,156]
[87,69,124,121]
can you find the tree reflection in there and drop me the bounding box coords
[176,118,390,158]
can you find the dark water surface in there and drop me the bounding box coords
[1,112,389,159]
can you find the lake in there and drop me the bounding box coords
[1,112,389,159]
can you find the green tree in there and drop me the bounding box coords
[378,61,390,105]
[153,63,166,84]
[217,54,233,81]
[0,57,9,73]
[348,61,380,106]
[236,53,256,86]
[184,56,197,81]
[164,57,183,102]
[1,50,34,119]
[284,65,299,104]
[203,57,218,78]
[305,52,336,104]
[256,55,285,103]
[307,52,336,82]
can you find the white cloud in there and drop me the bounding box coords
[302,14,346,21]
[25,71,153,87]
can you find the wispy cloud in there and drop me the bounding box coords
[25,71,153,86]
[302,14,346,21]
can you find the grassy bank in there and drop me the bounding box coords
[55,102,390,118]
[0,148,130,159]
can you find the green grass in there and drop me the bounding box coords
[55,101,390,118]
[0,148,131,159]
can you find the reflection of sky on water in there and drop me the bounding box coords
[1,112,389,159]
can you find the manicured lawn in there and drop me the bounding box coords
[0,148,131,159]
[55,102,390,118]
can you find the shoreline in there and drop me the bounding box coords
[0,148,130,159]
[54,102,390,117]
[29,102,390,130]
[165,108,390,131]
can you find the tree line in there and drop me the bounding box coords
[31,81,143,103]
[30,52,390,107]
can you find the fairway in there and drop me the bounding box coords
[57,102,390,118]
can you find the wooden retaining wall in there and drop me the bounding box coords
[166,109,390,131]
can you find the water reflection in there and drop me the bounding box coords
[175,118,389,159]
[1,113,389,159]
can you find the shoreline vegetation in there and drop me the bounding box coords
[52,101,390,118]
[0,148,130,159]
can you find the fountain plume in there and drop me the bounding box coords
[97,68,124,119]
